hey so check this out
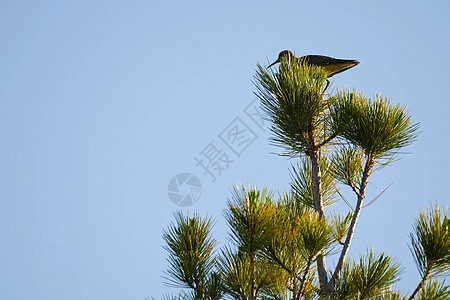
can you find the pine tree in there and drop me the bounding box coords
[157,56,449,299]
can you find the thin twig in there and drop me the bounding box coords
[318,132,338,148]
[269,247,294,274]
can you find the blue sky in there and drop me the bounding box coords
[1,1,449,299]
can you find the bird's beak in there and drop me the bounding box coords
[267,59,279,68]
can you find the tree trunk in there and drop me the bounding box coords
[310,150,325,218]
[309,150,328,289]
[250,252,257,300]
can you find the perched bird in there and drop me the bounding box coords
[268,50,359,91]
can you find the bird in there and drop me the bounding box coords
[268,50,359,92]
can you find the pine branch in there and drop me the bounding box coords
[408,266,431,300]
[318,132,338,148]
[298,255,314,299]
[328,157,375,290]
[268,247,295,275]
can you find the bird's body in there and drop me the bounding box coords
[268,50,359,78]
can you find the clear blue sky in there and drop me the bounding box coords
[1,1,449,298]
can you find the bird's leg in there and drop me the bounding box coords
[323,79,330,94]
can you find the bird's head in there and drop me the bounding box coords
[268,50,295,68]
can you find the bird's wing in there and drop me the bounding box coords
[322,60,359,77]
[302,55,359,77]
